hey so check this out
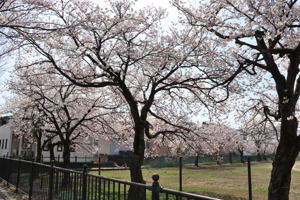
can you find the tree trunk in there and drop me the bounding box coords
[194,155,199,167]
[229,152,233,164]
[263,149,267,160]
[268,118,300,200]
[60,141,71,190]
[238,150,244,163]
[215,154,222,165]
[257,152,262,161]
[127,124,146,200]
[36,139,42,163]
[62,142,71,168]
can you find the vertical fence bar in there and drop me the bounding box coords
[73,172,77,200]
[108,180,110,200]
[113,181,115,200]
[68,171,72,200]
[99,178,102,200]
[152,174,160,200]
[247,157,253,200]
[28,160,34,200]
[6,157,11,187]
[104,180,106,200]
[55,167,59,195]
[123,184,126,200]
[98,156,101,176]
[179,157,182,192]
[15,157,21,193]
[82,165,87,200]
[48,161,54,200]
[118,182,120,200]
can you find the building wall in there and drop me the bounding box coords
[10,135,19,156]
[0,117,12,156]
[99,139,111,155]
[18,136,36,158]
[39,136,131,162]
[109,141,131,155]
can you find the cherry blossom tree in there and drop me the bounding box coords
[7,1,216,198]
[239,110,279,161]
[6,97,54,162]
[174,0,300,199]
[158,122,239,165]
[196,123,237,164]
[0,0,56,63]
[9,64,119,167]
[0,0,21,60]
[231,129,255,163]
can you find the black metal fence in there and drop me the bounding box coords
[0,157,221,200]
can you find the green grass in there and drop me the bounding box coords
[91,161,300,200]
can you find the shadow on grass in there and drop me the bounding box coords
[199,191,247,200]
[185,163,245,171]
[185,161,273,171]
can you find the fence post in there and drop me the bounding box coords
[55,164,59,194]
[98,156,101,176]
[179,157,183,192]
[247,157,253,200]
[48,161,54,200]
[6,157,11,187]
[15,157,21,193]
[28,159,35,200]
[152,174,160,200]
[82,165,88,200]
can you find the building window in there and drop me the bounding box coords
[5,139,7,149]
[57,144,63,152]
[22,138,31,149]
[43,140,49,151]
[0,119,7,126]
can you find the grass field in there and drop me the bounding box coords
[92,161,300,200]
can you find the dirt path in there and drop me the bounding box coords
[0,180,26,200]
[0,185,17,200]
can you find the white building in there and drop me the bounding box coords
[0,116,14,157]
[0,115,131,162]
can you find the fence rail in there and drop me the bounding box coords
[0,157,221,200]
